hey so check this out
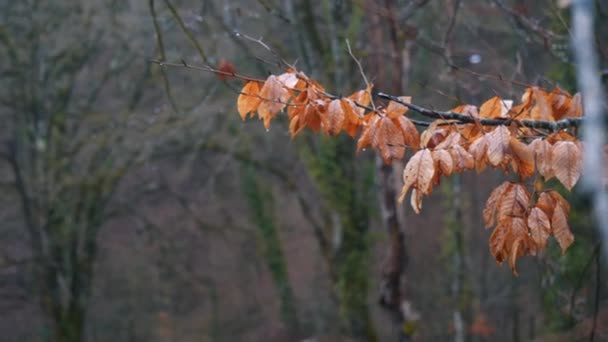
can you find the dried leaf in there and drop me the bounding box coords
[468,135,489,172]
[386,96,411,118]
[551,141,582,191]
[496,183,530,224]
[552,204,574,253]
[326,99,346,135]
[258,75,291,128]
[341,99,362,137]
[479,96,503,118]
[411,188,423,214]
[432,149,454,176]
[486,126,511,166]
[529,88,554,121]
[237,81,262,119]
[375,116,407,163]
[489,222,509,264]
[528,207,551,251]
[449,144,474,172]
[483,182,512,228]
[530,139,554,179]
[394,116,420,148]
[509,137,535,178]
[276,72,299,89]
[400,149,435,204]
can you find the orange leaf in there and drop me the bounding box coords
[400,149,435,206]
[258,75,291,128]
[326,99,345,135]
[529,88,554,121]
[551,141,582,191]
[375,116,407,163]
[432,149,454,176]
[509,137,535,178]
[530,139,554,180]
[468,135,489,172]
[341,99,362,137]
[479,96,504,118]
[483,182,512,228]
[394,116,420,148]
[528,207,551,251]
[449,144,474,172]
[496,183,529,224]
[237,81,262,119]
[551,204,574,253]
[386,96,411,118]
[489,222,509,264]
[486,126,511,167]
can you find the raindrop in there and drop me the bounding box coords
[362,148,366,151]
[265,128,270,132]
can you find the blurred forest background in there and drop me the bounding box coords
[1,0,607,341]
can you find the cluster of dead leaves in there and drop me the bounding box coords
[483,183,573,275]
[237,71,420,163]
[236,68,584,275]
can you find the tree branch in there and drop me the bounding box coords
[377,92,582,132]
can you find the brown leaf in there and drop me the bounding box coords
[530,138,554,179]
[348,84,373,115]
[326,99,345,135]
[237,81,262,119]
[486,126,511,167]
[356,115,379,152]
[468,135,489,172]
[551,204,574,253]
[432,149,454,176]
[529,88,554,121]
[400,149,435,205]
[536,191,556,218]
[496,183,530,224]
[528,207,551,251]
[551,141,582,191]
[341,99,362,137]
[479,96,503,118]
[509,137,535,178]
[386,96,411,118]
[548,190,571,214]
[449,144,474,172]
[548,87,572,120]
[375,116,406,163]
[420,120,449,148]
[410,188,423,214]
[489,222,509,264]
[483,182,512,228]
[258,75,291,128]
[394,116,420,148]
[567,93,583,118]
[509,218,529,276]
[276,72,299,89]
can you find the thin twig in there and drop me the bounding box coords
[150,59,265,83]
[346,39,376,111]
[235,32,293,69]
[163,0,209,63]
[149,0,180,113]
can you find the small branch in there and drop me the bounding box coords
[345,39,376,111]
[377,92,582,132]
[149,0,180,113]
[163,0,210,64]
[150,59,265,83]
[235,32,293,69]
